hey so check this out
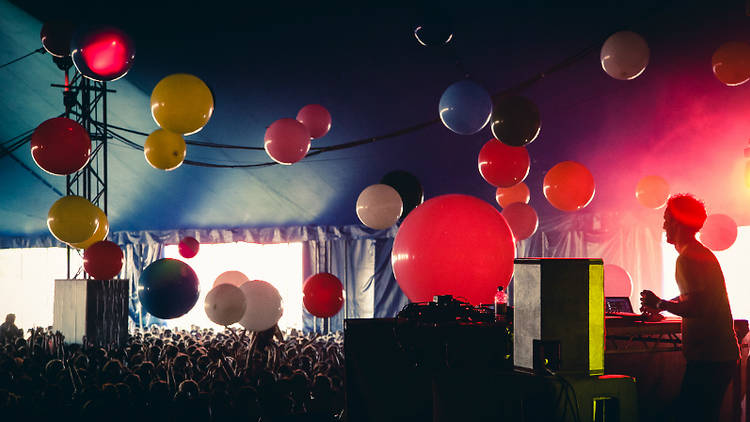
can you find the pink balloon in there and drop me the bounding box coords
[264,118,311,165]
[296,104,332,139]
[478,138,530,188]
[603,264,633,297]
[391,194,515,305]
[699,214,737,251]
[500,202,538,241]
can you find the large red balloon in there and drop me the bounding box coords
[478,138,530,188]
[178,236,200,258]
[31,117,91,176]
[296,104,332,139]
[543,161,595,212]
[712,41,750,86]
[699,214,738,251]
[83,240,124,280]
[71,26,136,82]
[264,118,311,165]
[392,194,515,305]
[303,272,344,318]
[500,202,538,241]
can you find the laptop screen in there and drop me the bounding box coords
[605,296,634,314]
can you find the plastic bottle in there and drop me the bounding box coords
[494,286,507,323]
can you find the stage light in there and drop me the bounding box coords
[71,26,135,82]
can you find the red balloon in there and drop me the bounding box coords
[40,21,75,57]
[543,161,595,212]
[712,41,750,86]
[31,117,91,175]
[603,264,633,297]
[496,182,530,208]
[303,272,344,317]
[392,194,515,305]
[500,202,538,241]
[296,104,332,139]
[83,240,124,280]
[71,26,136,82]
[478,138,530,188]
[264,118,311,165]
[699,214,738,251]
[178,236,200,258]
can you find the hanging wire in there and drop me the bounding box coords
[0,47,46,70]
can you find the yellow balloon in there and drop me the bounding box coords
[150,73,214,135]
[144,129,187,171]
[47,195,100,244]
[69,206,109,249]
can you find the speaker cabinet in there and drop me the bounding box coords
[513,258,604,375]
[53,279,129,346]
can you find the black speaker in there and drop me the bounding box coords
[53,279,129,346]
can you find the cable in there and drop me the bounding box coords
[0,47,46,70]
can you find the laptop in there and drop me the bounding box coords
[605,296,643,320]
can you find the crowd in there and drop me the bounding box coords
[0,315,345,421]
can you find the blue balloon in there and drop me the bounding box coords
[438,80,493,135]
[138,258,200,319]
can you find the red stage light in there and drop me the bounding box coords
[71,26,135,82]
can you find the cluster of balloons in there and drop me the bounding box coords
[303,272,344,318]
[264,104,331,165]
[356,170,423,230]
[203,270,284,330]
[391,194,515,305]
[41,22,135,82]
[711,41,750,86]
[147,74,215,170]
[543,161,595,212]
[600,31,650,80]
[635,175,670,209]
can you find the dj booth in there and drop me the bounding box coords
[345,259,750,422]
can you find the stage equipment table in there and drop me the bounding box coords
[604,317,749,422]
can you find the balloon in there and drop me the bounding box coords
[69,206,108,249]
[178,236,200,258]
[543,161,595,212]
[356,184,403,230]
[603,264,633,298]
[496,182,530,208]
[500,202,538,241]
[138,258,200,319]
[264,118,311,165]
[204,284,247,326]
[83,240,124,279]
[391,194,515,305]
[303,272,344,318]
[40,21,75,57]
[413,15,453,46]
[296,104,331,139]
[47,195,100,244]
[144,129,186,171]
[438,80,492,135]
[151,74,214,135]
[478,138,530,188]
[711,41,750,86]
[490,96,541,147]
[379,170,424,219]
[699,214,738,251]
[212,270,250,288]
[70,26,135,82]
[238,280,283,331]
[635,175,670,209]
[31,117,91,175]
[600,31,650,80]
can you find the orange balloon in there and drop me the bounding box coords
[543,161,595,212]
[496,182,530,208]
[712,41,750,86]
[635,175,669,209]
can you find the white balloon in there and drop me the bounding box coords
[238,280,284,331]
[204,284,247,326]
[213,270,250,288]
[600,31,650,80]
[356,184,403,230]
